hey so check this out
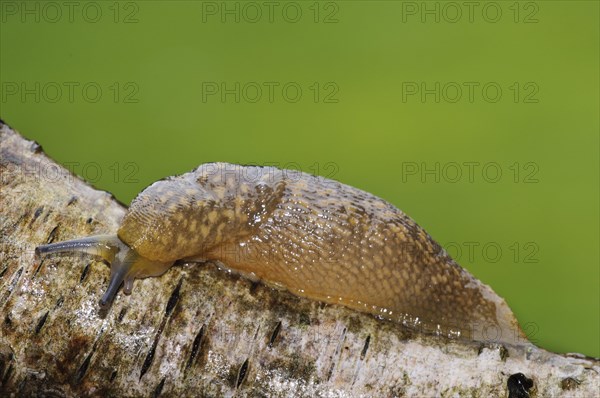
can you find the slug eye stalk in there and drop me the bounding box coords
[36,234,172,309]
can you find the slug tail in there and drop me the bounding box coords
[474,282,531,347]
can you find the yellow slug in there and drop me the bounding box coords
[36,163,525,344]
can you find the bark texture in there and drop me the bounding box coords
[0,121,598,397]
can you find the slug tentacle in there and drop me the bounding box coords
[36,234,123,263]
[36,234,172,308]
[100,246,173,308]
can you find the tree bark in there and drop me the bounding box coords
[0,121,598,397]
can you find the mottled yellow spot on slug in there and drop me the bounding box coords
[215,222,226,242]
[200,225,209,237]
[213,186,226,199]
[208,211,217,223]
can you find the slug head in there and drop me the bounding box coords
[117,177,222,263]
[118,164,289,264]
[36,234,172,309]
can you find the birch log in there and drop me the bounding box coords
[0,121,598,397]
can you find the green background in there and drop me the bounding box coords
[1,1,598,357]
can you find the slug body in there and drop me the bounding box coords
[37,163,525,344]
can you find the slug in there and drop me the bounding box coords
[36,162,525,344]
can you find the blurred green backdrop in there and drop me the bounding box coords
[1,1,598,357]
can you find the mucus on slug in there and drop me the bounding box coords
[36,162,527,345]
